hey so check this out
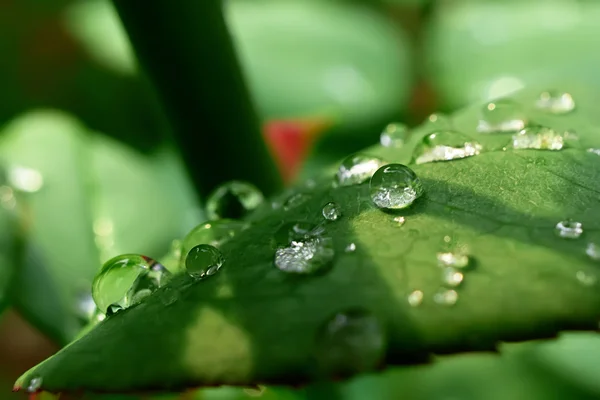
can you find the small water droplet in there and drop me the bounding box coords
[433,289,458,306]
[535,90,575,114]
[161,287,178,306]
[283,192,310,211]
[576,270,597,287]
[380,123,407,148]
[555,220,583,239]
[185,244,224,279]
[586,243,600,260]
[336,154,385,186]
[181,219,245,263]
[393,216,406,226]
[205,181,264,220]
[443,236,452,243]
[477,99,527,133]
[92,255,171,315]
[274,237,334,274]
[442,268,464,287]
[408,290,423,307]
[369,164,424,210]
[345,243,356,253]
[437,252,469,268]
[315,309,385,376]
[26,376,42,393]
[512,126,564,151]
[8,166,43,193]
[414,130,482,164]
[587,148,600,156]
[322,202,341,221]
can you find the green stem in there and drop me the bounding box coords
[112,0,282,197]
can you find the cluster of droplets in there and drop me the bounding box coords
[552,219,600,287]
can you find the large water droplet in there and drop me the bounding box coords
[414,130,482,164]
[181,219,245,264]
[512,126,564,151]
[576,270,597,287]
[380,123,407,148]
[8,166,43,193]
[442,268,464,287]
[369,164,423,210]
[92,255,171,315]
[185,244,224,279]
[437,252,469,268]
[433,289,458,306]
[477,99,527,133]
[586,243,600,261]
[274,236,334,274]
[315,309,385,376]
[26,376,43,393]
[536,90,575,114]
[555,220,583,239]
[336,154,385,186]
[408,290,423,307]
[205,181,264,220]
[322,202,341,221]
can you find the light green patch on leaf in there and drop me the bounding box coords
[15,86,600,393]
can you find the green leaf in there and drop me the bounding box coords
[0,110,197,344]
[424,0,600,109]
[15,86,600,392]
[0,204,20,313]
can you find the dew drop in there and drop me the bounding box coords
[274,237,334,274]
[393,216,406,226]
[413,130,482,164]
[26,376,42,393]
[437,252,469,268]
[8,166,43,193]
[205,181,264,220]
[555,220,583,239]
[408,290,423,307]
[576,270,597,287]
[586,243,600,261]
[322,202,341,221]
[315,309,385,376]
[369,164,423,210]
[92,255,171,315]
[442,268,464,287]
[433,289,458,306]
[345,243,356,253]
[336,154,385,187]
[283,192,310,211]
[180,219,245,263]
[512,126,564,151]
[185,244,224,279]
[380,122,407,148]
[477,99,527,133]
[535,90,575,114]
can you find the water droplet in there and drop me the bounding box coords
[443,236,452,243]
[322,202,341,221]
[336,154,385,186]
[205,181,264,220]
[160,287,178,306]
[535,90,575,114]
[283,192,310,211]
[275,236,334,274]
[433,289,458,306]
[437,252,469,268]
[369,164,423,210]
[26,376,42,393]
[414,130,482,164]
[442,268,464,287]
[576,270,597,287]
[587,148,600,156]
[393,216,406,226]
[555,220,583,239]
[345,243,356,253]
[181,219,245,263]
[8,166,43,193]
[185,244,224,279]
[92,255,171,314]
[408,290,423,307]
[512,126,564,151]
[315,309,385,376]
[477,99,527,133]
[586,243,600,261]
[380,123,407,148]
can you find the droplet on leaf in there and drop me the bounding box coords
[442,268,464,287]
[555,220,583,239]
[535,90,575,114]
[393,216,406,226]
[512,126,564,151]
[576,270,597,287]
[408,290,423,307]
[274,237,334,274]
[26,376,43,393]
[369,164,423,210]
[336,154,385,186]
[586,243,600,261]
[345,243,356,253]
[322,202,341,221]
[380,122,408,148]
[180,219,245,264]
[205,181,264,220]
[160,287,179,306]
[185,244,225,279]
[437,252,469,268]
[273,221,323,247]
[433,289,459,306]
[315,309,386,376]
[477,99,527,133]
[413,130,482,164]
[92,255,171,315]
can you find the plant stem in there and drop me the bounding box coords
[112,0,282,197]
